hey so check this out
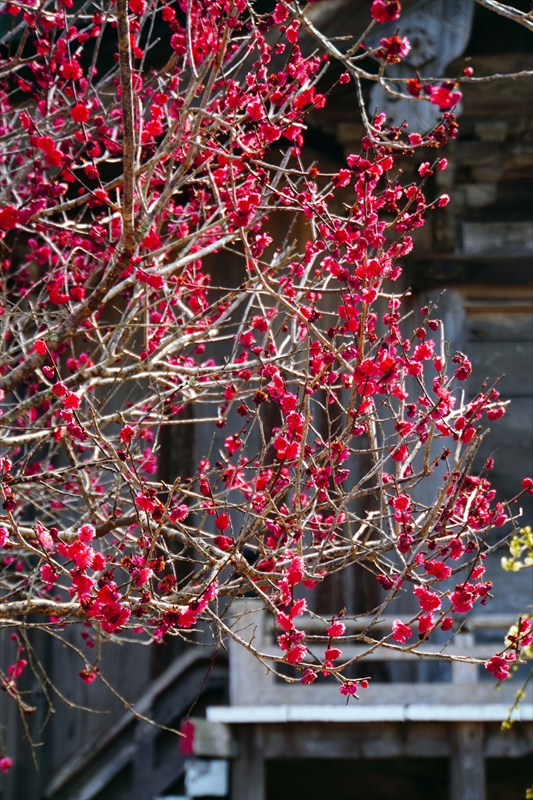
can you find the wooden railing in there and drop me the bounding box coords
[226,600,530,709]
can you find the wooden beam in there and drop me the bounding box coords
[219,721,533,761]
[208,705,533,724]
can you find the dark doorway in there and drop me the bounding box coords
[267,758,449,800]
[487,757,533,800]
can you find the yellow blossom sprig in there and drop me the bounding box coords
[501,526,533,572]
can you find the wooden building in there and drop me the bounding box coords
[1,1,532,798]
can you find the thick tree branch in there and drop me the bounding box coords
[116,0,136,252]
[474,0,533,32]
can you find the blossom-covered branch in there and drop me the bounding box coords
[0,0,531,769]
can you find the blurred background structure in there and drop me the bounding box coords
[1,1,532,798]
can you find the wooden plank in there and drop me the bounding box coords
[466,305,533,314]
[454,142,502,167]
[259,721,450,760]
[459,221,533,257]
[224,721,533,760]
[467,313,533,342]
[467,342,533,396]
[219,681,529,708]
[208,705,533,724]
[412,261,533,294]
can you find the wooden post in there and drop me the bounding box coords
[451,633,478,684]
[229,599,273,706]
[228,602,269,799]
[231,725,266,800]
[449,722,486,800]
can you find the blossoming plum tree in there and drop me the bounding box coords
[0,0,532,769]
